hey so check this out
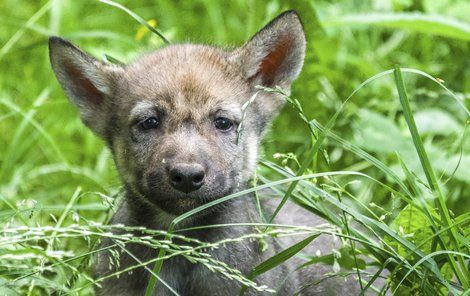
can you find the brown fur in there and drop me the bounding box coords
[49,11,373,295]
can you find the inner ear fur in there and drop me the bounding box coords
[61,57,105,105]
[49,36,123,137]
[231,10,306,89]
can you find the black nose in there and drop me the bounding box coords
[169,163,205,193]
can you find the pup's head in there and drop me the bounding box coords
[49,11,305,215]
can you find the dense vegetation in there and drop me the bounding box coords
[0,0,468,295]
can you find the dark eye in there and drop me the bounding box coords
[214,117,233,131]
[140,117,159,130]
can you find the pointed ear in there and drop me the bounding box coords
[49,37,122,136]
[230,10,306,89]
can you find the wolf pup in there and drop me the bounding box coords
[50,10,361,295]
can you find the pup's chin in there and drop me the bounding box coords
[146,190,234,216]
[158,197,205,216]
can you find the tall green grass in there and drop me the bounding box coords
[0,0,469,295]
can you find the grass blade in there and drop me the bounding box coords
[265,69,397,225]
[239,233,321,295]
[99,0,170,44]
[393,66,469,289]
[0,1,52,61]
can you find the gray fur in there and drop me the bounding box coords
[49,11,372,295]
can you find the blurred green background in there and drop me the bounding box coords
[0,0,469,294]
[0,0,469,222]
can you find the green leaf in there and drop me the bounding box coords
[337,248,367,270]
[353,108,470,184]
[389,204,434,255]
[323,13,470,41]
[102,54,125,65]
[414,109,461,136]
[353,109,412,155]
[239,234,320,295]
[251,234,320,277]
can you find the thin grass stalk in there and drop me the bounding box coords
[261,160,456,292]
[265,97,340,226]
[0,1,52,60]
[143,170,385,294]
[393,66,469,289]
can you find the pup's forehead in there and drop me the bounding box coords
[120,45,248,108]
[114,45,251,124]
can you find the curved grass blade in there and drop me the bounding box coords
[99,0,170,44]
[394,250,470,294]
[401,68,469,116]
[265,69,396,225]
